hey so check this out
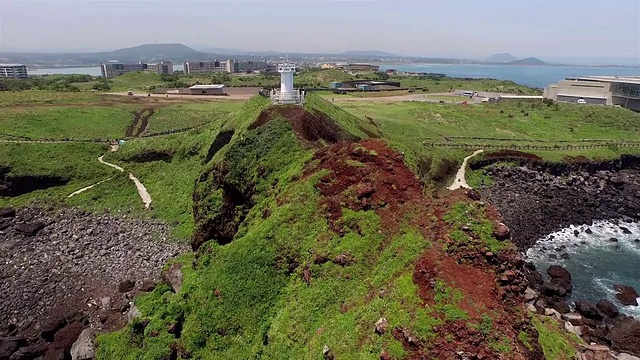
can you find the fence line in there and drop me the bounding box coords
[423,142,640,151]
[0,121,216,145]
[443,136,640,144]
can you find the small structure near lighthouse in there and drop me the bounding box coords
[271,63,305,105]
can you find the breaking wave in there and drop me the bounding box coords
[525,220,640,317]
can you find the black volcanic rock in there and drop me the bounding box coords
[478,164,640,250]
[615,285,639,306]
[0,207,16,218]
[15,222,45,237]
[575,300,603,320]
[607,317,640,356]
[547,265,571,283]
[596,299,619,318]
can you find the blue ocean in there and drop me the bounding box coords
[29,63,640,89]
[379,64,640,89]
[526,221,640,316]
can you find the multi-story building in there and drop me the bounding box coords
[183,60,230,75]
[544,76,640,111]
[0,64,28,79]
[144,61,174,75]
[101,63,144,78]
[233,60,269,73]
[184,59,271,75]
[100,61,174,78]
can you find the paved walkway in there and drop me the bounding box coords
[448,149,484,191]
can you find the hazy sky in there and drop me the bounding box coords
[1,0,639,62]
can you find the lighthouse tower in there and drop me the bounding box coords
[271,62,304,105]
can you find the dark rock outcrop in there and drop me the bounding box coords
[118,280,135,293]
[606,317,640,356]
[596,299,620,319]
[547,265,572,284]
[493,223,511,240]
[575,301,603,320]
[0,206,186,360]
[40,317,67,342]
[162,263,183,293]
[551,301,571,314]
[15,222,45,236]
[0,207,16,218]
[478,164,640,249]
[615,285,639,306]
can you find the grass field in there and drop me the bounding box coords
[0,90,247,240]
[390,76,542,95]
[320,95,640,186]
[0,90,101,106]
[3,88,633,357]
[144,101,244,133]
[109,72,165,92]
[0,106,134,139]
[329,98,640,146]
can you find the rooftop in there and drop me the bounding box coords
[0,64,25,67]
[565,76,640,85]
[189,84,225,89]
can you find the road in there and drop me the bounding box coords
[329,93,483,104]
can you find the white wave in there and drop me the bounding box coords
[526,220,640,317]
[526,220,640,260]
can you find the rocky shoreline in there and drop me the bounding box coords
[0,206,187,360]
[479,165,640,250]
[476,162,640,358]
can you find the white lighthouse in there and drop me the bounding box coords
[271,63,305,105]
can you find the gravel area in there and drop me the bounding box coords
[0,206,187,336]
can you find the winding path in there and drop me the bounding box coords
[448,149,484,191]
[67,177,113,198]
[70,155,152,209]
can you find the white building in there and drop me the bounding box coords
[145,61,174,75]
[270,63,305,105]
[183,59,272,75]
[0,64,28,79]
[188,84,225,95]
[101,63,144,78]
[183,60,231,74]
[544,76,640,111]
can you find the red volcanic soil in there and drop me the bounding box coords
[249,106,357,146]
[306,139,542,359]
[306,139,427,235]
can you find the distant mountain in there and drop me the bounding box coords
[507,57,546,65]
[93,43,208,62]
[196,47,249,55]
[341,50,399,58]
[485,53,518,62]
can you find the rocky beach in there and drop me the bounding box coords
[0,206,186,360]
[478,160,640,358]
[479,164,640,250]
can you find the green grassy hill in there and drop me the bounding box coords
[4,89,626,359]
[96,96,553,359]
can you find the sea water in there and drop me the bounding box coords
[525,221,640,317]
[380,64,640,89]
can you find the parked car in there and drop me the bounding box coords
[577,98,587,104]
